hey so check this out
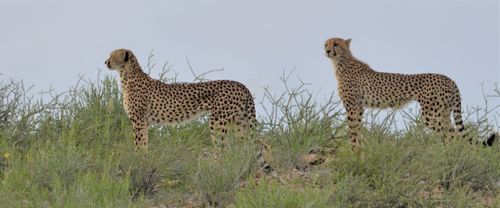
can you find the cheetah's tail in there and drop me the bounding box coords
[483,133,497,147]
[452,88,496,146]
[451,88,465,134]
[244,95,257,130]
[243,94,273,174]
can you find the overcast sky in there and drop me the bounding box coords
[0,0,498,118]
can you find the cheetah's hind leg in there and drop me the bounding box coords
[440,110,456,145]
[209,115,229,148]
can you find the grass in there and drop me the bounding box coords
[0,69,498,207]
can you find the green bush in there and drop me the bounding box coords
[235,180,331,208]
[192,140,259,207]
[0,69,498,207]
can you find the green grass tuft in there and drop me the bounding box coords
[0,71,498,207]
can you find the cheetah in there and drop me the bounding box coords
[324,37,496,148]
[105,49,256,150]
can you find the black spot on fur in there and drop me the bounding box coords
[124,51,129,62]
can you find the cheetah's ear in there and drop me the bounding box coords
[123,51,129,62]
[345,38,352,48]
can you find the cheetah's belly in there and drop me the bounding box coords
[147,88,211,125]
[148,103,208,126]
[362,94,413,109]
[359,74,417,109]
[360,85,415,109]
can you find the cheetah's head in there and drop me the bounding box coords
[324,37,351,60]
[105,49,135,71]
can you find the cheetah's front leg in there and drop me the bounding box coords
[132,120,149,151]
[344,103,364,149]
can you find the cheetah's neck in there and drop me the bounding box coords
[333,56,373,74]
[118,64,149,88]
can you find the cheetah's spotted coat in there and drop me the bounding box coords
[105,49,256,150]
[324,37,495,148]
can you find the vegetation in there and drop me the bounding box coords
[0,64,498,207]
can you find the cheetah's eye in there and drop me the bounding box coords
[333,43,339,47]
[324,43,328,47]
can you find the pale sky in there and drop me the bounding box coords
[0,0,499,119]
